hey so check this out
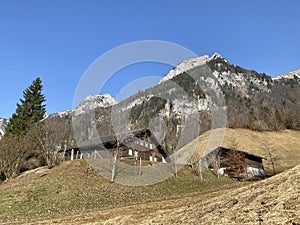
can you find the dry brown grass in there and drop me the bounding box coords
[1,128,299,224]
[0,159,237,224]
[191,128,300,174]
[36,163,300,225]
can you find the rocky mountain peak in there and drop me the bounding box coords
[210,52,223,60]
[73,94,118,116]
[273,68,300,81]
[82,94,118,107]
[47,94,118,119]
[159,53,225,83]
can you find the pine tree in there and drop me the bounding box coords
[6,77,46,135]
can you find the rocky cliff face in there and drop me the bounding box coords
[160,53,272,94]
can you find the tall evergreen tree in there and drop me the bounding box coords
[6,77,46,135]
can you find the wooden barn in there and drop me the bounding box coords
[201,147,266,180]
[64,129,168,163]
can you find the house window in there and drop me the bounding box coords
[128,148,133,156]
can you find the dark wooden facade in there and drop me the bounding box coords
[65,129,167,163]
[202,147,266,180]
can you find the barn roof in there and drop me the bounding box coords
[198,146,266,168]
[126,142,152,152]
[206,146,266,160]
[69,128,153,151]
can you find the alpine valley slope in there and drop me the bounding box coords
[50,53,300,155]
[25,161,300,225]
[107,163,298,225]
[0,128,299,224]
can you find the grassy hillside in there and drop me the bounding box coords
[0,160,238,224]
[189,128,300,174]
[0,128,299,224]
[47,164,300,224]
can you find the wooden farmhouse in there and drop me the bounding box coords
[64,129,168,163]
[201,147,266,180]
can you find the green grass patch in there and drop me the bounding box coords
[0,160,241,224]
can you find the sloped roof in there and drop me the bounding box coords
[71,128,153,150]
[199,146,265,168]
[204,146,265,160]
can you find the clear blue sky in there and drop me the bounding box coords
[1,0,299,118]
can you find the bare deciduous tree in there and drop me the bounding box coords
[110,105,129,183]
[262,143,279,175]
[110,139,120,182]
[211,155,221,178]
[190,156,203,179]
[0,135,32,180]
[30,119,73,169]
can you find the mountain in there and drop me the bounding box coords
[157,53,274,110]
[159,53,224,83]
[46,94,117,119]
[52,53,300,153]
[73,94,118,116]
[273,68,300,81]
[45,110,72,120]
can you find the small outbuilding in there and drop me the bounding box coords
[201,147,266,180]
